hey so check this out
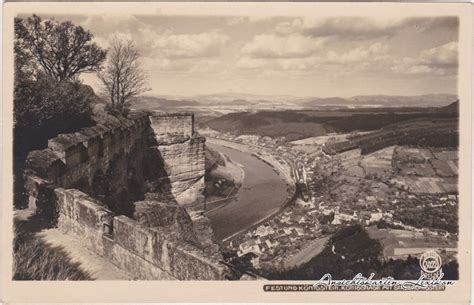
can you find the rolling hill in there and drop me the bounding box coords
[205,103,459,142]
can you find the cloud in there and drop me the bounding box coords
[237,40,457,78]
[419,41,458,68]
[81,15,229,60]
[141,56,226,74]
[325,42,389,64]
[390,58,442,75]
[304,18,399,39]
[275,19,304,35]
[236,56,320,72]
[236,57,267,69]
[275,16,458,39]
[82,15,143,38]
[226,15,276,26]
[227,16,247,26]
[390,41,458,76]
[153,31,229,58]
[241,34,325,58]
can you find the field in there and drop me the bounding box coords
[395,147,434,162]
[390,147,458,193]
[345,165,364,177]
[398,163,436,176]
[282,236,330,269]
[366,226,457,259]
[330,143,459,196]
[390,176,451,193]
[360,146,395,176]
[430,159,458,177]
[433,150,458,160]
[291,133,349,145]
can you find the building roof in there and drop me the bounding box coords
[241,239,257,249]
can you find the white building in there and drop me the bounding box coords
[238,239,262,256]
[255,225,275,237]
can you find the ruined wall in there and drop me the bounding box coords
[55,188,230,280]
[147,112,206,205]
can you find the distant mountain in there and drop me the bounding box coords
[303,94,458,108]
[302,97,349,106]
[185,93,305,105]
[133,93,458,110]
[130,96,199,110]
[194,92,303,103]
[349,94,458,107]
[439,100,459,113]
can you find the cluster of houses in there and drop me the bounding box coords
[301,198,394,226]
[230,210,322,266]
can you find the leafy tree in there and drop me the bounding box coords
[98,37,150,114]
[14,15,106,81]
[14,18,39,83]
[13,15,101,208]
[14,74,94,131]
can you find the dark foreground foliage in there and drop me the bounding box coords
[266,225,381,280]
[13,73,96,208]
[265,225,458,281]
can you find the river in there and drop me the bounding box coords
[206,142,289,241]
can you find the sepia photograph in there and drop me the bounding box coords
[1,1,472,303]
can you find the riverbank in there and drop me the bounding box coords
[205,141,294,241]
[222,183,299,243]
[207,137,294,185]
[203,147,245,211]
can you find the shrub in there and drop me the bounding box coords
[13,73,95,208]
[104,102,130,117]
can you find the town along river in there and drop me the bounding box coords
[205,142,289,241]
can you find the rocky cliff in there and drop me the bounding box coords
[146,112,206,206]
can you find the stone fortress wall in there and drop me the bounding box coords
[25,112,150,216]
[23,111,231,280]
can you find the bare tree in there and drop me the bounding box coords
[98,38,150,112]
[15,15,106,82]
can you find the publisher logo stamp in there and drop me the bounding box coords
[419,250,442,274]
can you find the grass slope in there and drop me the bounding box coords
[13,223,92,280]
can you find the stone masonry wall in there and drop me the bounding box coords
[149,112,194,143]
[24,112,150,218]
[147,112,206,205]
[55,188,230,280]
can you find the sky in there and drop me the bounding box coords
[41,13,458,98]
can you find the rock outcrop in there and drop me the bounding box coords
[147,112,206,205]
[133,198,199,245]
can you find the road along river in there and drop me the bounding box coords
[205,141,290,241]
